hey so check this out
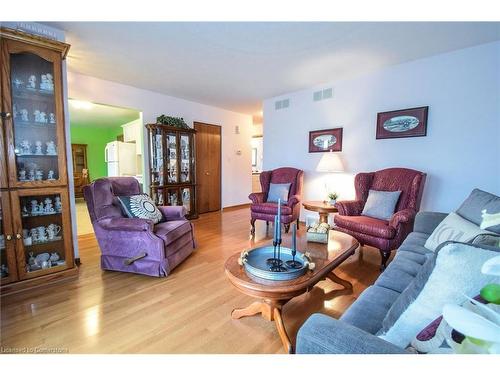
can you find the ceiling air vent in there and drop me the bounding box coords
[275,98,290,110]
[313,87,333,102]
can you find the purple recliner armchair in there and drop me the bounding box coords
[333,168,426,270]
[83,177,195,277]
[248,167,304,234]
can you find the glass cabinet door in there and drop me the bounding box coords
[167,133,178,183]
[3,40,67,187]
[11,188,73,280]
[179,133,192,183]
[0,191,18,284]
[180,187,193,215]
[149,127,164,186]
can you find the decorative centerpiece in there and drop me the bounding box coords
[156,115,190,129]
[238,199,315,281]
[307,222,330,244]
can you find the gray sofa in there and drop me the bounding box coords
[296,202,498,354]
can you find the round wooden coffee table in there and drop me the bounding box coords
[302,200,338,223]
[224,229,358,353]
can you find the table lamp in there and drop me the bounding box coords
[316,151,345,204]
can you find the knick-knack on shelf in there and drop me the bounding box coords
[54,196,62,212]
[35,141,43,155]
[46,141,57,155]
[27,75,36,89]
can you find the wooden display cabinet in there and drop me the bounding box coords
[0,27,77,295]
[71,143,89,198]
[146,123,198,219]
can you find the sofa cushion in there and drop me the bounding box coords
[378,242,500,348]
[334,215,395,239]
[375,251,430,293]
[456,188,500,234]
[250,202,292,215]
[424,212,493,251]
[154,220,192,247]
[362,189,401,221]
[340,285,401,334]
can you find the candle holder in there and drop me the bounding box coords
[269,239,287,272]
[266,241,283,267]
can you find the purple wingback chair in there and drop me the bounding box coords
[334,168,426,270]
[83,177,195,277]
[248,167,304,234]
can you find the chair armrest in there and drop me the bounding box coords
[335,200,364,216]
[286,194,300,207]
[389,208,417,229]
[296,313,407,354]
[98,217,153,232]
[248,192,265,204]
[158,205,186,220]
[414,211,448,235]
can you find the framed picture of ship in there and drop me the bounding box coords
[309,128,343,153]
[376,106,428,139]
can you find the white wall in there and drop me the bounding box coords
[67,72,253,208]
[263,41,500,219]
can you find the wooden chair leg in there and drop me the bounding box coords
[296,218,300,229]
[250,218,256,235]
[284,223,290,233]
[379,250,390,271]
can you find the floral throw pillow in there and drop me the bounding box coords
[117,194,163,224]
[408,296,493,354]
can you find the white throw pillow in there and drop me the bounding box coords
[378,242,500,348]
[424,212,493,251]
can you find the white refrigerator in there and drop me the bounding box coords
[105,141,137,177]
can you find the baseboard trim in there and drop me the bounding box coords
[222,203,251,211]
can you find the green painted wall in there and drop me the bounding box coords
[70,125,124,181]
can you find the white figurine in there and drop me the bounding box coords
[44,197,54,213]
[39,112,47,123]
[27,75,36,89]
[13,104,18,119]
[38,202,44,214]
[54,196,62,212]
[49,113,56,124]
[35,141,43,155]
[13,78,23,89]
[18,169,26,181]
[49,252,60,262]
[20,140,31,155]
[28,168,35,181]
[40,74,47,90]
[47,170,55,180]
[35,170,43,181]
[30,199,39,214]
[33,110,41,123]
[46,141,57,155]
[45,73,54,91]
[22,205,28,216]
[20,109,29,122]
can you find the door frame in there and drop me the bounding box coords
[194,121,222,213]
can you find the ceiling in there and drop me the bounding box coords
[69,100,140,128]
[49,22,500,115]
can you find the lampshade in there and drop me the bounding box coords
[316,152,345,173]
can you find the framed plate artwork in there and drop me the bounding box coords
[309,128,343,153]
[376,106,428,139]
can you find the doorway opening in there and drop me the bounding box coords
[194,122,222,214]
[68,99,142,235]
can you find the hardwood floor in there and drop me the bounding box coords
[0,208,384,353]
